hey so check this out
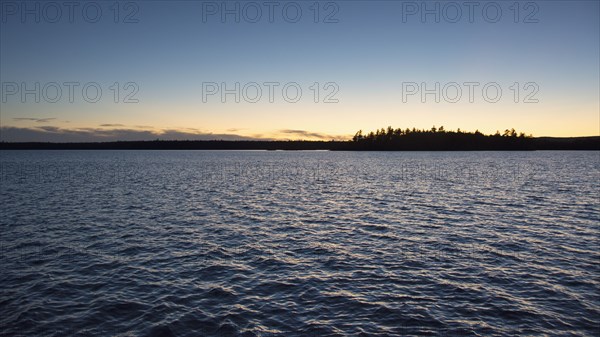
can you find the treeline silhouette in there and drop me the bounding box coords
[1,127,598,150]
[351,126,535,150]
[0,140,344,150]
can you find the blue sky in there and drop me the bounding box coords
[1,0,599,141]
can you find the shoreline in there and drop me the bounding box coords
[1,136,598,151]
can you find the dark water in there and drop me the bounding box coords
[1,150,599,337]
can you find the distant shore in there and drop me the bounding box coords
[1,136,598,151]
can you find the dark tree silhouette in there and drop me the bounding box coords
[349,126,536,150]
[0,127,597,150]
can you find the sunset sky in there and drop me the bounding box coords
[1,0,598,141]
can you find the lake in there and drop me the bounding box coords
[1,150,598,336]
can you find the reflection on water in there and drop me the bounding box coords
[1,150,599,336]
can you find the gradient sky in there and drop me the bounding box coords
[1,0,599,141]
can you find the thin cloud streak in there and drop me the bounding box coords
[0,126,349,142]
[0,126,266,142]
[13,118,57,123]
[278,129,347,140]
[99,124,125,127]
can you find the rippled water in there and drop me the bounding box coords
[1,150,599,336]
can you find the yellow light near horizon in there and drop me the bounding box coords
[1,96,598,139]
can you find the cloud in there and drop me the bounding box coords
[278,129,344,140]
[0,126,349,142]
[99,123,125,127]
[0,126,268,142]
[36,126,63,132]
[13,118,56,123]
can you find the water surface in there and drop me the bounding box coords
[1,150,599,336]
